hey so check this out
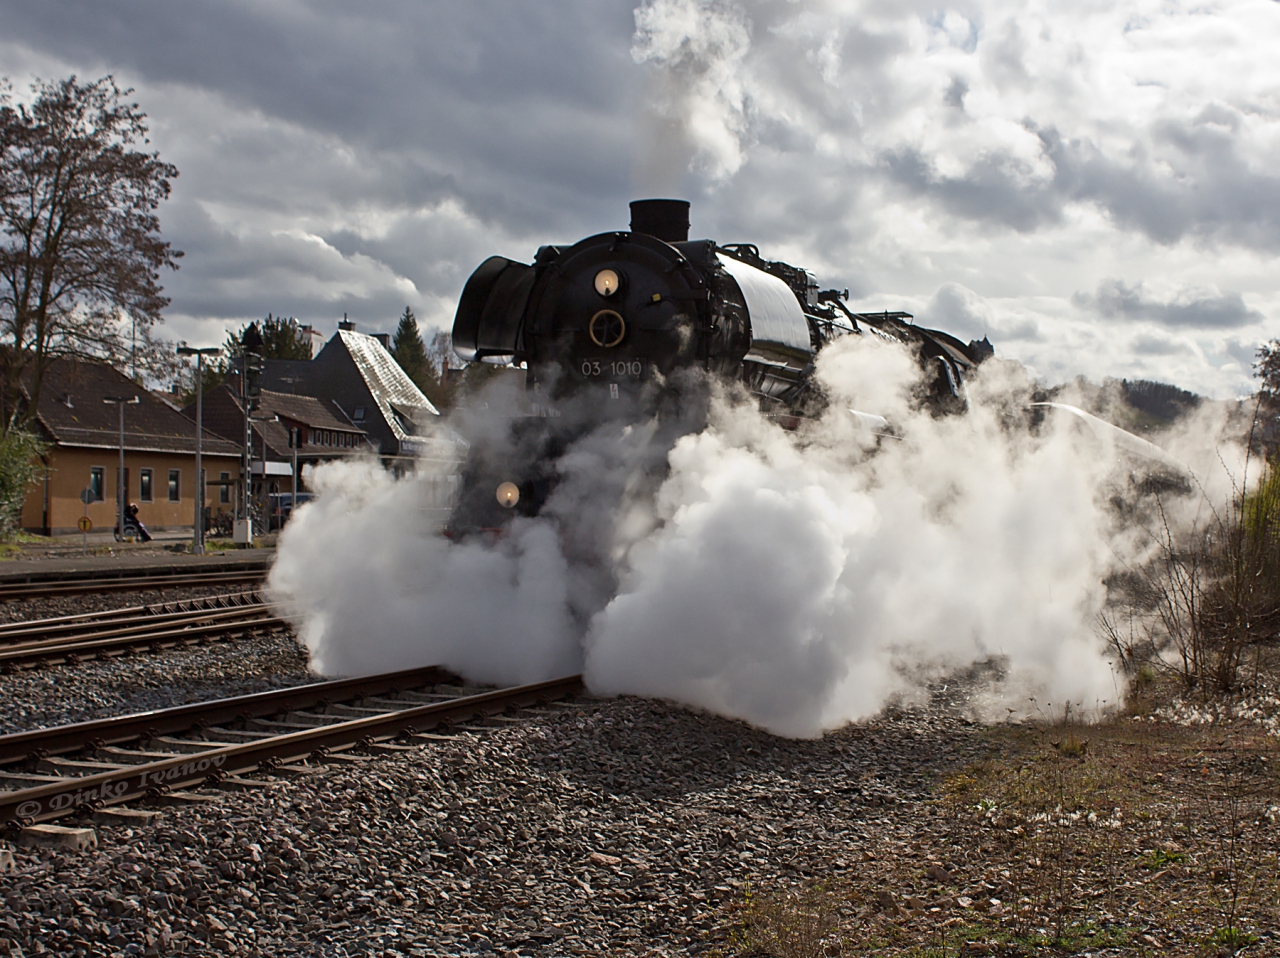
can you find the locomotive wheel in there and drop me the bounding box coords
[588,309,626,348]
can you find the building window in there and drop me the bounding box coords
[139,469,153,502]
[168,469,181,502]
[353,406,365,421]
[89,467,104,502]
[220,472,231,504]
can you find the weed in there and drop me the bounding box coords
[733,882,844,958]
[1142,848,1186,870]
[1208,925,1258,951]
[1194,737,1275,950]
[1051,732,1088,757]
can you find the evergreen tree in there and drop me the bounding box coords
[179,314,311,405]
[392,307,427,381]
[222,314,312,361]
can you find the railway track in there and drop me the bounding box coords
[0,589,265,644]
[0,667,584,830]
[0,591,283,672]
[0,568,266,601]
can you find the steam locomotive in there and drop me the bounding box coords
[454,199,991,409]
[448,199,994,526]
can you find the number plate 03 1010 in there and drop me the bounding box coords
[580,359,643,378]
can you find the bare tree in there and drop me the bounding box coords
[0,75,182,427]
[1255,340,1280,425]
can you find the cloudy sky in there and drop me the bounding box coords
[2,0,1278,397]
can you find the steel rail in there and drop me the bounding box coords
[0,558,269,587]
[0,664,456,765]
[0,570,266,601]
[0,603,272,652]
[0,672,583,827]
[0,611,286,671]
[0,590,263,638]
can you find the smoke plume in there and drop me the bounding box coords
[631,0,753,190]
[266,332,1247,737]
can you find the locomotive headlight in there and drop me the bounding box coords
[496,481,520,508]
[594,268,621,297]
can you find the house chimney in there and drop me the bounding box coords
[338,312,355,332]
[372,333,390,349]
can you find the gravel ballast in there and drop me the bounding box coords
[0,698,988,956]
[0,630,313,735]
[0,586,267,628]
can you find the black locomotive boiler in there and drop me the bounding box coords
[448,199,993,528]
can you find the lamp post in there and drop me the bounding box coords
[177,345,222,554]
[103,396,140,541]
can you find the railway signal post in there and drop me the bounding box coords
[102,396,139,545]
[177,345,222,554]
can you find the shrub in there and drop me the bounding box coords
[1146,453,1280,693]
[0,426,44,539]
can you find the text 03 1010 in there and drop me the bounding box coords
[581,359,643,378]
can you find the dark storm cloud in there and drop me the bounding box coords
[0,0,642,230]
[0,0,653,343]
[5,0,1278,398]
[1075,279,1264,330]
[158,205,418,331]
[1129,333,1195,358]
[883,113,1280,248]
[882,146,1062,233]
[919,282,1042,343]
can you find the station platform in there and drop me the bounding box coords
[0,533,274,582]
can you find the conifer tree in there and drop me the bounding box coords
[392,306,428,382]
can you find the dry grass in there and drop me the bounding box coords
[715,714,1280,957]
[730,883,846,957]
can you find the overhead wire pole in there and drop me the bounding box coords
[237,324,264,545]
[248,414,280,532]
[177,345,222,555]
[103,396,140,542]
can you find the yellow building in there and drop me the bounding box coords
[21,360,242,535]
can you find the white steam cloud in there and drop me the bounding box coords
[265,333,1238,738]
[631,0,753,189]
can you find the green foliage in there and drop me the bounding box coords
[0,426,45,539]
[1142,848,1187,870]
[1209,925,1258,950]
[1255,339,1280,421]
[178,314,312,405]
[223,314,312,361]
[384,311,504,413]
[392,306,428,380]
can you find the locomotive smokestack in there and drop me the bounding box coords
[629,199,690,244]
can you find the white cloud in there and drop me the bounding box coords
[2,0,1278,395]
